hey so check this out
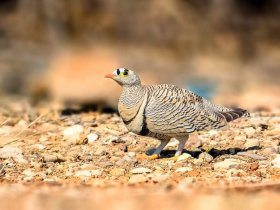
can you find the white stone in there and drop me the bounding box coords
[175,167,192,173]
[167,139,178,147]
[198,152,214,162]
[177,153,192,161]
[0,146,27,164]
[245,138,260,148]
[22,169,35,177]
[129,174,148,184]
[214,158,245,170]
[63,125,84,141]
[271,155,280,168]
[244,127,256,136]
[127,152,136,157]
[131,167,152,174]
[87,133,99,143]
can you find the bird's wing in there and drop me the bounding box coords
[144,84,243,135]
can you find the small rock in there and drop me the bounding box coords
[22,169,35,177]
[166,139,178,147]
[87,133,99,143]
[198,152,214,162]
[249,162,259,170]
[175,167,192,173]
[237,152,266,160]
[110,168,125,176]
[43,154,59,163]
[271,155,280,168]
[186,134,201,148]
[214,158,245,170]
[63,125,84,143]
[131,167,152,174]
[150,173,169,182]
[244,127,256,137]
[74,170,102,178]
[234,135,246,141]
[101,135,119,145]
[177,153,192,161]
[0,146,27,164]
[127,152,136,157]
[262,147,279,155]
[128,174,148,184]
[31,144,46,150]
[244,138,260,148]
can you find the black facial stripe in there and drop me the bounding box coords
[123,69,128,76]
[116,69,120,75]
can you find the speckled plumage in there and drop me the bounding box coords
[106,68,249,157]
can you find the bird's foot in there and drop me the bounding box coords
[136,153,160,160]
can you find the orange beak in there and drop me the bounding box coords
[104,74,115,79]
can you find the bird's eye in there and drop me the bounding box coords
[123,69,129,76]
[116,69,120,75]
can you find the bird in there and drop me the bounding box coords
[105,68,249,159]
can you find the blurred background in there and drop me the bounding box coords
[0,0,279,110]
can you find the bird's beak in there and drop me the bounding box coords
[104,74,115,79]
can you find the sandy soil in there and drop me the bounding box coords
[0,98,279,210]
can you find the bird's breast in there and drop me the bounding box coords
[118,93,148,134]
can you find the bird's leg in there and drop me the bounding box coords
[161,135,189,161]
[153,140,170,156]
[175,135,188,157]
[136,140,169,160]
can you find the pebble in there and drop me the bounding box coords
[150,173,169,182]
[87,133,99,143]
[177,153,192,161]
[186,134,202,148]
[101,136,119,145]
[128,174,148,184]
[244,127,256,137]
[0,146,27,164]
[262,147,279,155]
[63,125,84,142]
[22,169,35,177]
[244,138,260,148]
[214,158,245,170]
[127,152,136,157]
[131,167,152,174]
[43,154,60,163]
[110,168,125,176]
[198,152,214,162]
[237,152,266,160]
[74,170,102,178]
[234,135,246,141]
[31,144,46,150]
[271,155,280,168]
[175,167,192,173]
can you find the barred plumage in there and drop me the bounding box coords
[105,68,250,158]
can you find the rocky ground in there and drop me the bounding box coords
[0,98,280,210]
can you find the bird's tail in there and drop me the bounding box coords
[217,108,250,122]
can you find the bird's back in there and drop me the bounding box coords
[143,84,249,136]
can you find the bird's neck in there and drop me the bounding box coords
[119,84,145,107]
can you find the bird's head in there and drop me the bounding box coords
[105,68,141,86]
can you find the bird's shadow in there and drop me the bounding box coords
[61,103,116,115]
[146,146,261,159]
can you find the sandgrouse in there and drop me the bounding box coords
[105,68,249,159]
